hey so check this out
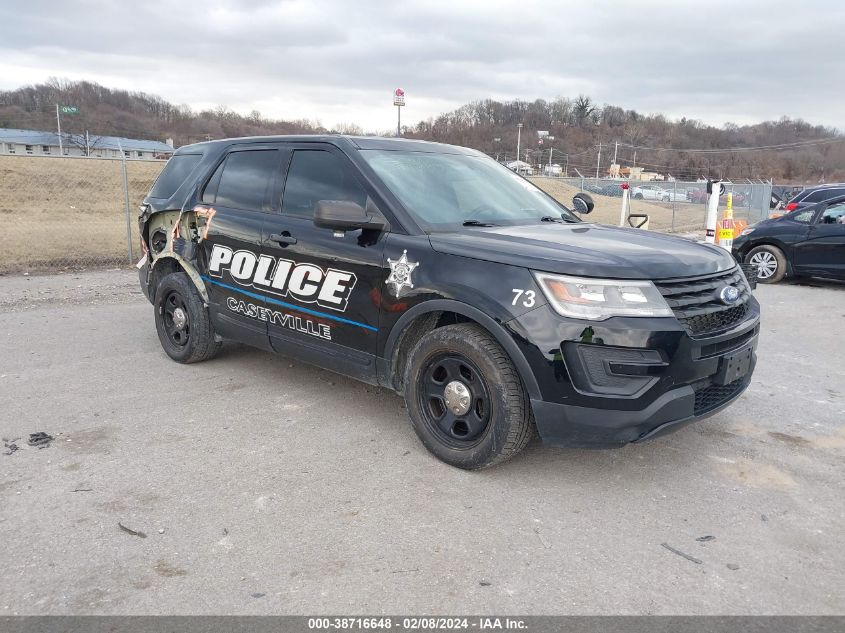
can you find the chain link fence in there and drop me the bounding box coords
[530,176,774,233]
[1,154,775,274]
[0,155,165,274]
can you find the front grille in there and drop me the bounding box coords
[694,378,746,415]
[655,267,751,337]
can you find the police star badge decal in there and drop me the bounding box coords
[386,250,419,298]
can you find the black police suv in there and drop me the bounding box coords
[138,136,759,469]
[732,195,845,283]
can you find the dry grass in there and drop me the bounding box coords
[0,155,165,273]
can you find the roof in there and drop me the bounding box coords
[801,182,845,190]
[176,135,481,156]
[0,128,174,152]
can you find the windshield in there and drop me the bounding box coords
[360,150,579,230]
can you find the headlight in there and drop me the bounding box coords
[533,272,673,320]
[740,227,755,236]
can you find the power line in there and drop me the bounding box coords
[617,137,845,154]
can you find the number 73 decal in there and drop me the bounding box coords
[511,288,536,307]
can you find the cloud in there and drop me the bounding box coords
[1,0,843,131]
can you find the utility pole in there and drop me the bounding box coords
[549,146,553,169]
[85,130,90,157]
[564,154,569,177]
[55,104,63,155]
[516,123,523,169]
[595,142,602,179]
[613,141,618,167]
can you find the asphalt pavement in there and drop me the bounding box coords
[0,269,843,615]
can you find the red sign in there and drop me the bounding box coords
[393,88,405,106]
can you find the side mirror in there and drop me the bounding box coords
[572,193,594,214]
[314,200,387,231]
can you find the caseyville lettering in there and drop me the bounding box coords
[208,244,357,312]
[226,297,331,340]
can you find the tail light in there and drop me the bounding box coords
[785,202,798,211]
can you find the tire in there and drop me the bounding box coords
[403,323,534,469]
[662,196,670,202]
[154,272,222,363]
[634,193,643,199]
[746,245,786,284]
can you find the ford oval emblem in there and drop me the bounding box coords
[720,285,740,304]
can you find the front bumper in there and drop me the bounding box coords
[531,361,754,448]
[508,297,760,448]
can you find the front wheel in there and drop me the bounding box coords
[403,324,534,469]
[746,245,786,283]
[154,272,222,363]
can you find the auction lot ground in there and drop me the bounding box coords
[0,270,843,615]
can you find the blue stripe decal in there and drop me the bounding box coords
[201,275,379,332]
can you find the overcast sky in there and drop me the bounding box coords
[1,0,842,132]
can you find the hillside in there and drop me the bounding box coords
[2,79,842,182]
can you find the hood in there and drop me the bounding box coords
[429,223,735,280]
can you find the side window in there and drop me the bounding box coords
[819,203,845,225]
[212,150,279,211]
[201,159,225,204]
[791,209,815,223]
[805,189,843,203]
[282,150,367,218]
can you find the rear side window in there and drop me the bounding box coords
[148,154,202,199]
[805,188,845,203]
[282,150,367,218]
[207,150,280,211]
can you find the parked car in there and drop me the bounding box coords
[782,183,845,212]
[686,188,747,206]
[600,183,625,197]
[542,164,562,176]
[732,195,845,283]
[138,135,759,469]
[631,184,668,201]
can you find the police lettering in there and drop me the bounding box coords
[208,244,356,312]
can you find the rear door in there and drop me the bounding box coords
[793,201,845,279]
[197,144,286,349]
[261,143,388,382]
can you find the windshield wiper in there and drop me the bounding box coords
[540,216,565,223]
[462,220,498,227]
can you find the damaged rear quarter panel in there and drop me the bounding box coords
[141,207,213,303]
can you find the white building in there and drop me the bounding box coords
[0,128,174,159]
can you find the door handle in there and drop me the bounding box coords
[269,232,297,246]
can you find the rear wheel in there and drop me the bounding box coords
[746,245,786,283]
[403,324,534,469]
[154,272,222,363]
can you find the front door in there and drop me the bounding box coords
[197,144,286,349]
[793,202,845,279]
[261,144,388,382]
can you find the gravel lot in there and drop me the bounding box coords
[0,269,843,615]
